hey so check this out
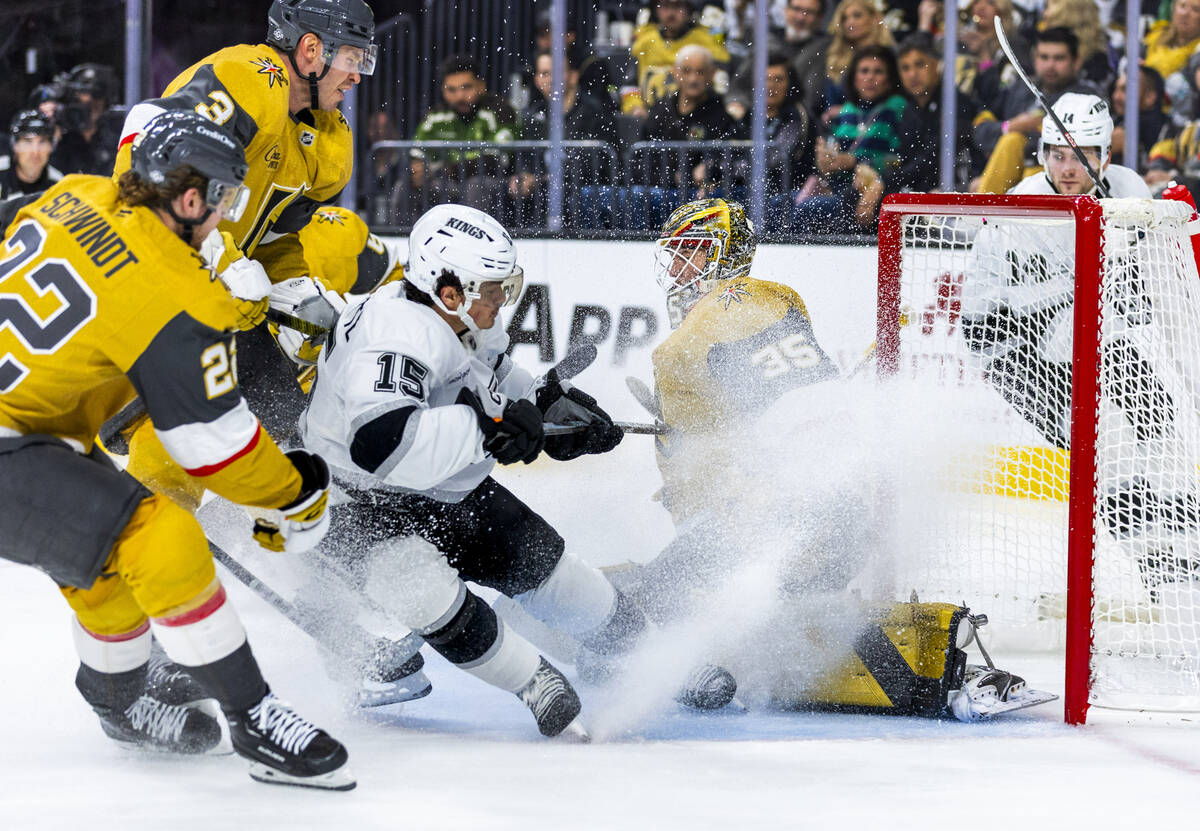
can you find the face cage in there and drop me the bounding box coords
[465,265,525,308]
[654,236,722,297]
[208,179,251,223]
[325,42,378,76]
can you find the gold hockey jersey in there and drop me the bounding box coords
[652,276,837,523]
[297,206,403,295]
[114,43,354,283]
[0,175,302,508]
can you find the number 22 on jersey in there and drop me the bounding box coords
[0,221,96,394]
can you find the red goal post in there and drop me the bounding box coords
[876,192,1200,725]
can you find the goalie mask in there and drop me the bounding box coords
[407,203,524,335]
[655,198,756,329]
[1037,92,1113,185]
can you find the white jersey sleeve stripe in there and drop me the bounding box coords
[156,399,262,473]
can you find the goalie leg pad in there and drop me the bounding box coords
[773,602,970,717]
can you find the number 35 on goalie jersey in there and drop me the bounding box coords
[652,277,838,435]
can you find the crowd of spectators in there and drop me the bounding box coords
[8,1,1200,237]
[365,0,1200,235]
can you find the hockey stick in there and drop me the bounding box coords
[265,307,330,337]
[625,375,663,421]
[207,534,425,660]
[544,420,665,436]
[992,16,1110,198]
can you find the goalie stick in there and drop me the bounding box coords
[992,16,1110,198]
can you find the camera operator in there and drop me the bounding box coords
[50,63,125,176]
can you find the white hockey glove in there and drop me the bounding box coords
[250,450,331,554]
[267,277,347,366]
[199,229,271,331]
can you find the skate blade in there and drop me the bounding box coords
[248,761,357,791]
[358,676,433,709]
[952,688,1058,721]
[556,717,591,743]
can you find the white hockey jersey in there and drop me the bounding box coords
[299,282,535,502]
[1008,164,1151,198]
[961,164,1153,366]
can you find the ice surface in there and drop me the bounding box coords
[4,438,1200,829]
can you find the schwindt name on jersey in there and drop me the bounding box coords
[38,191,140,278]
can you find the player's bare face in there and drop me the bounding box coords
[466,281,507,329]
[12,135,52,180]
[316,64,361,110]
[1044,145,1105,195]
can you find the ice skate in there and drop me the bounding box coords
[96,694,224,755]
[359,649,433,708]
[226,690,355,791]
[146,643,212,706]
[949,665,1057,721]
[517,658,588,740]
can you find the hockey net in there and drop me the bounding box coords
[876,193,1200,723]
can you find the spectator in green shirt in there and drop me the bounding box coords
[394,55,518,221]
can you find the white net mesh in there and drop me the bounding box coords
[884,197,1200,711]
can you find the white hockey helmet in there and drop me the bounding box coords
[1037,93,1114,170]
[406,203,524,328]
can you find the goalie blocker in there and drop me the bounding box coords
[769,602,1055,720]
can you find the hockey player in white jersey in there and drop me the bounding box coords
[299,204,737,737]
[961,92,1200,596]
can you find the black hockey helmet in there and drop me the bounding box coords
[130,110,251,229]
[267,0,377,107]
[27,82,63,109]
[10,110,55,141]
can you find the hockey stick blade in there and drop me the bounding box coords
[544,420,664,436]
[992,16,1109,197]
[554,343,599,382]
[624,376,663,420]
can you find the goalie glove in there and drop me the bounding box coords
[198,229,271,331]
[250,450,331,553]
[457,386,545,465]
[535,372,623,461]
[267,277,347,366]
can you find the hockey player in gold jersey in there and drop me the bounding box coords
[111,0,376,508]
[615,198,1050,720]
[650,198,838,524]
[0,111,354,789]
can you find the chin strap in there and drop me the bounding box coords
[165,203,212,245]
[287,48,331,111]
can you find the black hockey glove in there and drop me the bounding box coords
[458,387,545,465]
[536,378,624,462]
